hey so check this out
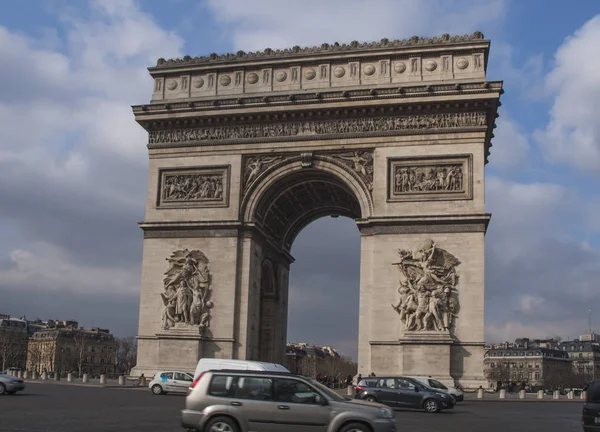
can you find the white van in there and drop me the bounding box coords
[192,358,289,381]
[407,376,464,402]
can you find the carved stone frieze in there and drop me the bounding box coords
[391,239,460,333]
[148,112,487,147]
[388,155,472,202]
[330,150,374,191]
[155,32,485,66]
[161,249,214,331]
[157,166,230,208]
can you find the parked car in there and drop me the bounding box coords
[406,376,464,402]
[149,371,194,395]
[0,373,25,395]
[182,369,397,432]
[583,379,600,431]
[192,358,289,381]
[355,376,454,413]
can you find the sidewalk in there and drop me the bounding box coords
[24,377,147,390]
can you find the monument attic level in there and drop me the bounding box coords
[131,32,502,389]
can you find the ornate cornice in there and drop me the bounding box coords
[358,214,491,235]
[133,81,503,116]
[153,32,486,68]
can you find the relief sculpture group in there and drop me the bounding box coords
[160,249,214,330]
[392,239,460,332]
[394,164,463,193]
[163,173,224,202]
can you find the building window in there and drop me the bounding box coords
[535,372,540,380]
[519,362,524,368]
[490,362,495,368]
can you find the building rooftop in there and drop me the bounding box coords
[154,32,486,68]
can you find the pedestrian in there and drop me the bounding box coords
[356,374,362,385]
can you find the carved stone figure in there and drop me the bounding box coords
[162,173,224,202]
[393,164,463,194]
[244,156,284,188]
[160,249,213,330]
[391,239,460,332]
[148,112,487,146]
[332,151,374,190]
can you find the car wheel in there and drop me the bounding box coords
[339,422,371,432]
[424,398,440,413]
[0,383,5,395]
[364,395,377,402]
[205,416,239,432]
[151,384,163,395]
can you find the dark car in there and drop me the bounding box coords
[583,380,600,431]
[355,376,454,413]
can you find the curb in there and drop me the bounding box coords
[23,380,147,390]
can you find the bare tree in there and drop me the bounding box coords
[485,362,511,386]
[0,330,17,371]
[115,337,137,375]
[72,331,89,377]
[27,341,43,373]
[543,362,578,390]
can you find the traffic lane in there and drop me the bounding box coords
[0,383,584,432]
[0,383,185,432]
[393,401,582,432]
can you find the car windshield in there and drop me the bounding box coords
[306,378,346,402]
[428,379,448,390]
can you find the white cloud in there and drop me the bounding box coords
[0,0,184,326]
[489,114,530,168]
[205,0,507,51]
[535,15,600,175]
[0,243,139,295]
[485,176,600,343]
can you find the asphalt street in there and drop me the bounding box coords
[0,383,583,432]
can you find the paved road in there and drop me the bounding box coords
[0,383,583,432]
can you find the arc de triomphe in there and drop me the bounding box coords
[131,32,502,388]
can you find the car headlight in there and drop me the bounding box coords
[378,408,393,419]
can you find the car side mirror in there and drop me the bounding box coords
[314,395,327,405]
[414,387,419,392]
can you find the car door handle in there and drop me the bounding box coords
[230,401,243,406]
[277,405,290,410]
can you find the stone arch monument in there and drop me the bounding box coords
[131,32,503,388]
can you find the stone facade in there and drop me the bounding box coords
[131,32,503,388]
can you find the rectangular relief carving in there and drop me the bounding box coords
[157,165,230,208]
[387,155,472,202]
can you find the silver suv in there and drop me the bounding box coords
[182,370,396,432]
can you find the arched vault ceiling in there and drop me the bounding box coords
[254,169,361,250]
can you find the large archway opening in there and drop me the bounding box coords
[247,162,368,367]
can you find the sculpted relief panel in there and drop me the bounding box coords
[160,249,214,331]
[331,151,374,191]
[157,166,229,208]
[392,239,460,333]
[388,155,472,202]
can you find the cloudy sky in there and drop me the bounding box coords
[1,0,599,359]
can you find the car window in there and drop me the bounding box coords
[397,378,416,389]
[175,372,192,381]
[233,377,273,400]
[275,379,321,404]
[209,375,235,397]
[428,379,447,390]
[587,381,600,403]
[376,378,396,389]
[160,372,173,381]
